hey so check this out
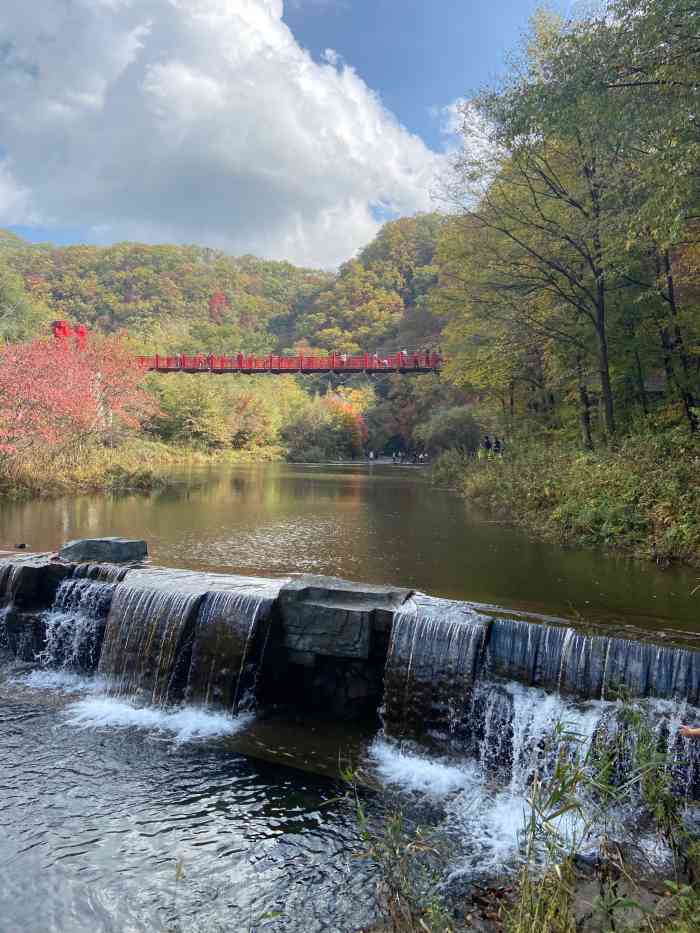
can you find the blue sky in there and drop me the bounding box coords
[1,0,571,264]
[284,0,569,150]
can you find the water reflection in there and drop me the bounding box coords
[0,462,696,632]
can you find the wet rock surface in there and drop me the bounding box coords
[0,554,73,609]
[59,537,148,564]
[278,574,412,660]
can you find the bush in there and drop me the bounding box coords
[430,449,473,487]
[281,395,366,462]
[459,427,700,565]
[414,406,480,456]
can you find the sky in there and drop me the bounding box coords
[0,0,571,268]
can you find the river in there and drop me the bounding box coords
[0,462,697,634]
[0,463,698,932]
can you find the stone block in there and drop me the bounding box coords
[0,607,45,660]
[0,555,73,609]
[59,537,148,564]
[278,575,412,660]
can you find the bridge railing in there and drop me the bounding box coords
[136,351,442,373]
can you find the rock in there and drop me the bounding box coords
[278,575,412,660]
[0,554,73,609]
[59,537,148,564]
[1,607,46,660]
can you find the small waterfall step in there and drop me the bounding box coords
[41,577,117,671]
[382,593,700,798]
[74,562,131,583]
[186,577,284,710]
[98,568,288,708]
[382,595,488,736]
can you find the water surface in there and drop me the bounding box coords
[0,462,696,634]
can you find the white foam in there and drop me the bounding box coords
[369,739,476,796]
[64,697,254,745]
[11,669,107,694]
[445,788,529,876]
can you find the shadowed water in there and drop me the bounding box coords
[0,675,378,933]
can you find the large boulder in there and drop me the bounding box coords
[59,537,148,564]
[278,575,412,660]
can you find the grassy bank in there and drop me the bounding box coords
[0,438,284,498]
[433,427,700,567]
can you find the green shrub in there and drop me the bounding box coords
[459,427,700,565]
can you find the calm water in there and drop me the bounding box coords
[0,461,697,634]
[1,463,698,932]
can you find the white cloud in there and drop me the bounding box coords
[0,161,32,224]
[0,0,441,267]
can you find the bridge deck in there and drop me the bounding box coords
[137,352,442,375]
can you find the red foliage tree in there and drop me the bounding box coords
[208,291,229,325]
[0,336,154,456]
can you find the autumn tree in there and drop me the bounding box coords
[0,336,153,460]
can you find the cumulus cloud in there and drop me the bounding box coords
[0,0,441,266]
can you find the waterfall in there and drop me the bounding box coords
[382,595,700,797]
[186,581,281,710]
[0,560,20,605]
[40,578,116,671]
[382,596,489,738]
[98,584,204,705]
[0,605,10,652]
[73,562,131,583]
[485,617,700,704]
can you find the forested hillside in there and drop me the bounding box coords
[0,214,445,356]
[0,214,467,480]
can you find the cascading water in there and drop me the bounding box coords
[0,560,20,605]
[0,605,10,652]
[73,562,131,583]
[40,577,116,672]
[382,595,700,799]
[186,578,283,710]
[382,595,488,737]
[98,583,204,705]
[485,617,700,703]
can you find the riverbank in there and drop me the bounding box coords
[0,438,284,499]
[435,427,700,568]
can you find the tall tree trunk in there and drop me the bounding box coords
[596,295,616,436]
[587,158,615,436]
[664,249,698,432]
[576,355,594,450]
[634,349,648,415]
[655,249,698,432]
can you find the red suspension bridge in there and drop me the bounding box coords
[52,321,443,375]
[136,350,442,375]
